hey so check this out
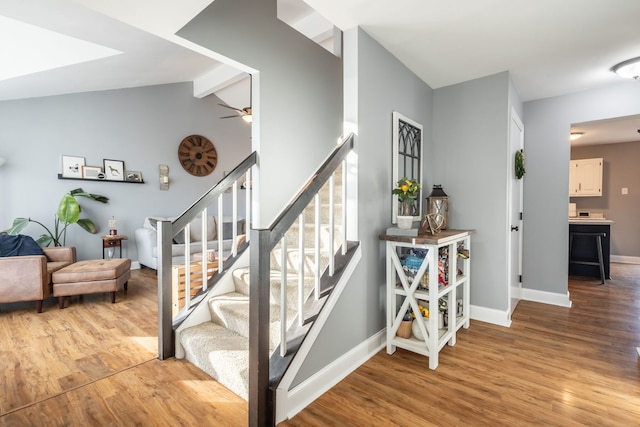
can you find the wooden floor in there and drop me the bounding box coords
[2,264,640,426]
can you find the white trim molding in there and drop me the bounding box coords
[279,329,385,423]
[470,304,511,327]
[521,288,572,308]
[611,255,640,264]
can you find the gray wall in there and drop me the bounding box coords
[178,0,343,227]
[0,83,251,261]
[523,80,640,294]
[432,72,517,312]
[571,141,640,257]
[292,28,433,386]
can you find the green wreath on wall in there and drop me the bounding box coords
[515,150,525,179]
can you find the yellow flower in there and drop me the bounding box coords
[392,177,420,203]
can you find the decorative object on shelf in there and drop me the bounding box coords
[61,155,85,178]
[104,159,125,181]
[178,134,217,176]
[5,188,109,247]
[422,213,445,235]
[82,165,102,180]
[108,216,118,236]
[392,111,423,224]
[515,149,526,179]
[125,170,143,183]
[397,311,413,338]
[393,177,420,229]
[159,164,169,190]
[427,185,449,230]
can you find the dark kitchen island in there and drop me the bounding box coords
[568,219,614,280]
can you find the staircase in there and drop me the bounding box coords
[159,134,357,425]
[179,167,343,400]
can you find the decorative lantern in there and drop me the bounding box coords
[427,185,449,230]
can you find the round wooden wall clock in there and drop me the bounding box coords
[178,134,218,177]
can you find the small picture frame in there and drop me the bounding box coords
[62,155,85,178]
[82,165,102,180]
[103,159,125,181]
[125,170,143,182]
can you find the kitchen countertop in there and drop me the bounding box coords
[569,218,614,225]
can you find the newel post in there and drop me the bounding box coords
[248,228,274,426]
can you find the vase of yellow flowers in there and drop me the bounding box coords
[393,177,420,229]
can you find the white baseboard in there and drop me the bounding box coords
[611,255,640,264]
[282,330,386,422]
[521,288,572,308]
[470,305,511,327]
[131,261,141,270]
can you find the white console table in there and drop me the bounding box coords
[380,229,473,369]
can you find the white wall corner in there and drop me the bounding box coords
[470,304,512,327]
[277,329,386,424]
[521,288,572,308]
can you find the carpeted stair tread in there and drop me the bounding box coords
[180,322,249,400]
[232,268,316,308]
[208,291,300,350]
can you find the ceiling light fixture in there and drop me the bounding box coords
[611,57,640,80]
[570,132,584,140]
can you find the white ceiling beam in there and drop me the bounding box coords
[193,64,247,99]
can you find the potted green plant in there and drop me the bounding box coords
[6,188,109,247]
[392,177,420,229]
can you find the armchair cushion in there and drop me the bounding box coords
[0,234,44,257]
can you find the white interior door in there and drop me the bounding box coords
[508,108,524,317]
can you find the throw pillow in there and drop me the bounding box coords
[173,230,186,245]
[222,218,246,239]
[0,234,45,257]
[189,216,217,242]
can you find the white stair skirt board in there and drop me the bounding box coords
[275,245,362,423]
[278,329,385,424]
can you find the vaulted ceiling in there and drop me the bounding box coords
[2,0,640,143]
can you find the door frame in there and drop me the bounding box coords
[507,107,524,318]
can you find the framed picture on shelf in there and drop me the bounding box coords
[82,165,102,180]
[125,170,143,182]
[103,159,125,181]
[61,155,85,178]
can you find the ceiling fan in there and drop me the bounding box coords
[219,103,252,123]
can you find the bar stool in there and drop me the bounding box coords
[569,231,606,284]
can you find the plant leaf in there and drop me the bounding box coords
[70,188,109,204]
[57,194,80,224]
[77,218,98,234]
[7,218,29,234]
[36,235,53,247]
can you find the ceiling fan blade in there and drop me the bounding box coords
[218,103,245,113]
[220,114,241,119]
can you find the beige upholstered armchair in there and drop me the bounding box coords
[0,246,76,312]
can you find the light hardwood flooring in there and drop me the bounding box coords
[1,264,640,426]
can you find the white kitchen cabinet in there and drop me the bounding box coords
[569,158,602,197]
[380,229,472,369]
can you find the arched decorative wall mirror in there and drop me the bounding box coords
[392,111,424,224]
